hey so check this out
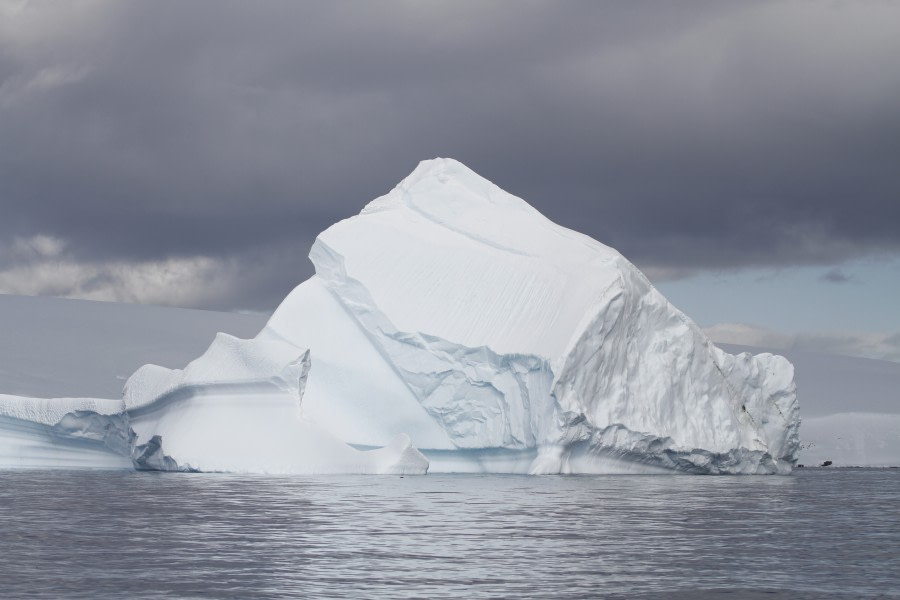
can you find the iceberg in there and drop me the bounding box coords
[261,158,799,474]
[0,158,800,474]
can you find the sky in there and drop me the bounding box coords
[1,1,899,361]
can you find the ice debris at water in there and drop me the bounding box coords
[0,158,799,474]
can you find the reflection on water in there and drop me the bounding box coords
[0,470,897,599]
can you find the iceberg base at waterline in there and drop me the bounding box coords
[0,158,800,475]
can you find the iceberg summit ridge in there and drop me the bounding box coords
[0,158,799,474]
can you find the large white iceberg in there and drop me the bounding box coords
[260,158,799,474]
[0,158,800,474]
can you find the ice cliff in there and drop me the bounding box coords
[0,158,800,474]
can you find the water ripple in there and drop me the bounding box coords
[0,470,897,599]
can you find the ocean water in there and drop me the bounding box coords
[0,469,897,599]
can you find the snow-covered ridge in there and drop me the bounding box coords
[0,158,800,474]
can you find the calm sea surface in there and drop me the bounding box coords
[0,469,897,599]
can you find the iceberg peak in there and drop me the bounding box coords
[399,157,503,197]
[362,157,543,225]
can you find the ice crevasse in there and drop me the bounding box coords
[0,158,800,474]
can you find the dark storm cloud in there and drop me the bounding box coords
[2,1,899,309]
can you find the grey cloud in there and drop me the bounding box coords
[819,268,857,284]
[0,234,308,312]
[2,1,900,310]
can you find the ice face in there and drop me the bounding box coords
[0,158,799,474]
